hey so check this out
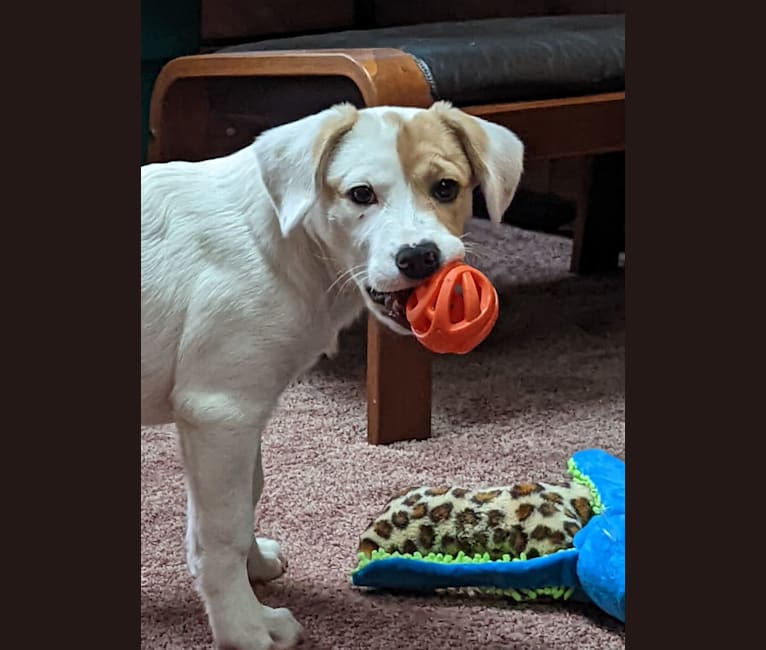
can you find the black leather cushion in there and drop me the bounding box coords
[220,15,624,104]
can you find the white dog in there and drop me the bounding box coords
[141,101,523,649]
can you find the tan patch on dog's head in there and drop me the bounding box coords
[315,103,359,198]
[429,100,523,224]
[383,110,405,128]
[395,111,474,235]
[312,103,358,162]
[429,101,490,184]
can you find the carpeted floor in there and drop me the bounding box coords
[141,219,625,649]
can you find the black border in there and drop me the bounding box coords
[626,2,763,646]
[5,1,139,646]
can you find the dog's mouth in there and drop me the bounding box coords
[366,287,414,329]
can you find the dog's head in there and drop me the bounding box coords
[254,102,524,334]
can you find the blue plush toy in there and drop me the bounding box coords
[351,449,625,622]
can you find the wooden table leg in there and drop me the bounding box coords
[366,315,432,445]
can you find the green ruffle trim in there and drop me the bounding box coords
[567,457,605,514]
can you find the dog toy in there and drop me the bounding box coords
[406,261,499,354]
[350,449,625,623]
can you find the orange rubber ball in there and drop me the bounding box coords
[405,261,499,354]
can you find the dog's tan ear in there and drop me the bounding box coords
[431,101,524,224]
[254,103,358,236]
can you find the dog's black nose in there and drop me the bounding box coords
[395,242,442,280]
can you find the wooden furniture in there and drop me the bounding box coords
[146,1,625,446]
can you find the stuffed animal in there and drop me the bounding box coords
[350,449,625,622]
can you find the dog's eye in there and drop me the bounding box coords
[347,185,377,205]
[432,179,459,203]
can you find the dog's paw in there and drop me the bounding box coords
[263,607,303,649]
[213,604,302,650]
[248,537,287,583]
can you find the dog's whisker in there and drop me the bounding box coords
[462,248,489,265]
[328,264,363,285]
[339,269,367,293]
[461,239,492,256]
[342,270,367,292]
[463,244,489,255]
[327,265,366,294]
[314,254,339,264]
[327,276,352,295]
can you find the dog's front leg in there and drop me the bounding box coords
[247,447,287,583]
[181,418,285,583]
[175,394,302,650]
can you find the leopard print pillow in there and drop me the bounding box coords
[359,481,594,561]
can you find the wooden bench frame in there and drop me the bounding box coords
[147,48,625,445]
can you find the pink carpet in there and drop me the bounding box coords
[141,220,625,649]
